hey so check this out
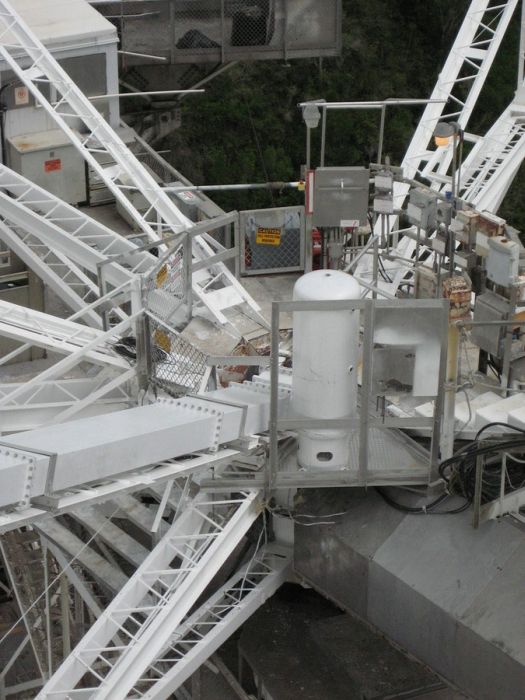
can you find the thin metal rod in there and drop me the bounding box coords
[42,540,53,678]
[320,106,327,167]
[519,0,525,90]
[454,318,525,327]
[268,302,281,499]
[306,127,311,172]
[117,50,167,62]
[346,233,376,272]
[355,277,397,300]
[298,99,447,109]
[88,89,204,101]
[473,455,484,529]
[378,104,386,164]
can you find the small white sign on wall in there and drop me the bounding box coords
[14,86,29,106]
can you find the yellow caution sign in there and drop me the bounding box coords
[256,227,281,246]
[156,264,168,288]
[154,329,171,353]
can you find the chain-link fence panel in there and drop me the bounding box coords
[239,205,305,275]
[147,313,209,396]
[142,243,209,396]
[106,1,341,66]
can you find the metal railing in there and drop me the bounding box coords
[112,0,342,66]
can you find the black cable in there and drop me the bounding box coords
[436,423,525,507]
[375,487,469,515]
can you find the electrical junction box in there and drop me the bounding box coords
[406,188,437,230]
[456,209,479,244]
[8,129,86,205]
[374,171,394,191]
[166,181,199,222]
[374,194,394,215]
[313,167,369,228]
[486,236,520,287]
[471,290,511,357]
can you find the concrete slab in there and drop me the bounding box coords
[239,584,463,700]
[294,489,525,700]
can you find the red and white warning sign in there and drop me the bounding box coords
[14,86,29,106]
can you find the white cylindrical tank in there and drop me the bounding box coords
[292,270,360,469]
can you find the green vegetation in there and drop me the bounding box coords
[164,0,525,232]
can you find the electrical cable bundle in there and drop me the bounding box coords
[377,422,525,515]
[439,422,525,506]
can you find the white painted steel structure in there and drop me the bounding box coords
[1,0,525,696]
[38,491,263,699]
[0,0,262,327]
[357,0,521,290]
[0,379,291,510]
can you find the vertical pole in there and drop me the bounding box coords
[169,0,176,65]
[60,574,71,659]
[441,323,460,461]
[359,300,374,485]
[42,540,53,678]
[431,301,450,476]
[267,302,280,498]
[377,104,386,165]
[320,106,327,167]
[233,215,240,279]
[306,126,311,172]
[305,126,314,273]
[501,284,518,394]
[473,454,484,529]
[184,233,193,324]
[518,0,525,94]
[372,238,379,299]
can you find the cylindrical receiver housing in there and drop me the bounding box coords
[292,270,360,469]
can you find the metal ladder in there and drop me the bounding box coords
[0,1,262,327]
[38,490,261,699]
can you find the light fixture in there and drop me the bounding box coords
[302,102,322,129]
[433,121,457,147]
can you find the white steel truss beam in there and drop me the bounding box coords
[38,491,262,699]
[0,2,187,242]
[460,100,525,209]
[0,300,131,372]
[71,505,150,569]
[0,2,261,326]
[134,545,291,700]
[0,219,105,329]
[0,381,290,510]
[0,164,156,283]
[0,375,133,434]
[36,519,128,595]
[416,0,519,184]
[360,0,519,284]
[0,449,239,534]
